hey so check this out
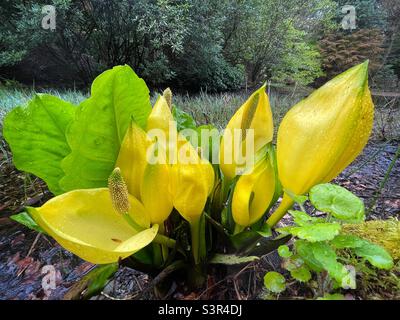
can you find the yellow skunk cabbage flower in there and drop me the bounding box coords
[146,88,175,138]
[116,121,151,200]
[27,188,158,264]
[145,87,215,224]
[141,143,173,224]
[219,84,273,180]
[116,111,174,225]
[171,139,215,224]
[267,61,374,227]
[232,150,275,227]
[147,87,215,263]
[171,138,215,263]
[26,88,179,265]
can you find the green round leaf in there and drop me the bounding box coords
[290,265,311,282]
[309,183,365,222]
[354,241,393,270]
[277,222,341,242]
[278,245,293,258]
[310,242,353,288]
[332,235,394,270]
[289,210,323,226]
[331,234,365,249]
[264,271,286,293]
[295,240,323,272]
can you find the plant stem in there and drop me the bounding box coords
[266,193,294,227]
[221,176,232,205]
[189,214,207,288]
[158,223,169,262]
[122,213,142,231]
[191,217,201,264]
[152,243,163,267]
[122,213,176,249]
[190,213,207,265]
[233,223,245,235]
[204,212,228,235]
[154,234,176,249]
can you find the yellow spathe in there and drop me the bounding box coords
[267,61,374,227]
[27,188,158,264]
[277,61,373,196]
[171,139,215,224]
[219,84,273,180]
[232,155,275,227]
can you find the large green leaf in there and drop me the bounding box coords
[277,222,341,242]
[60,65,151,191]
[3,94,75,194]
[309,183,365,222]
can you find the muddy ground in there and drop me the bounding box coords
[0,141,399,300]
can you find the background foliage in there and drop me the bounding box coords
[0,0,399,91]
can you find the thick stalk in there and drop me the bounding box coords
[158,223,169,262]
[189,215,207,288]
[233,223,245,235]
[266,193,294,227]
[152,243,163,267]
[190,217,201,264]
[154,234,176,249]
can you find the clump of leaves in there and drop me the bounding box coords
[263,183,394,299]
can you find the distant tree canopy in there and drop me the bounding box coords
[319,29,385,78]
[0,0,398,90]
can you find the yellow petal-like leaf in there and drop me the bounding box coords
[277,61,373,196]
[116,121,151,199]
[171,139,215,223]
[140,144,173,224]
[146,95,175,138]
[232,155,275,227]
[219,85,273,180]
[27,188,157,264]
